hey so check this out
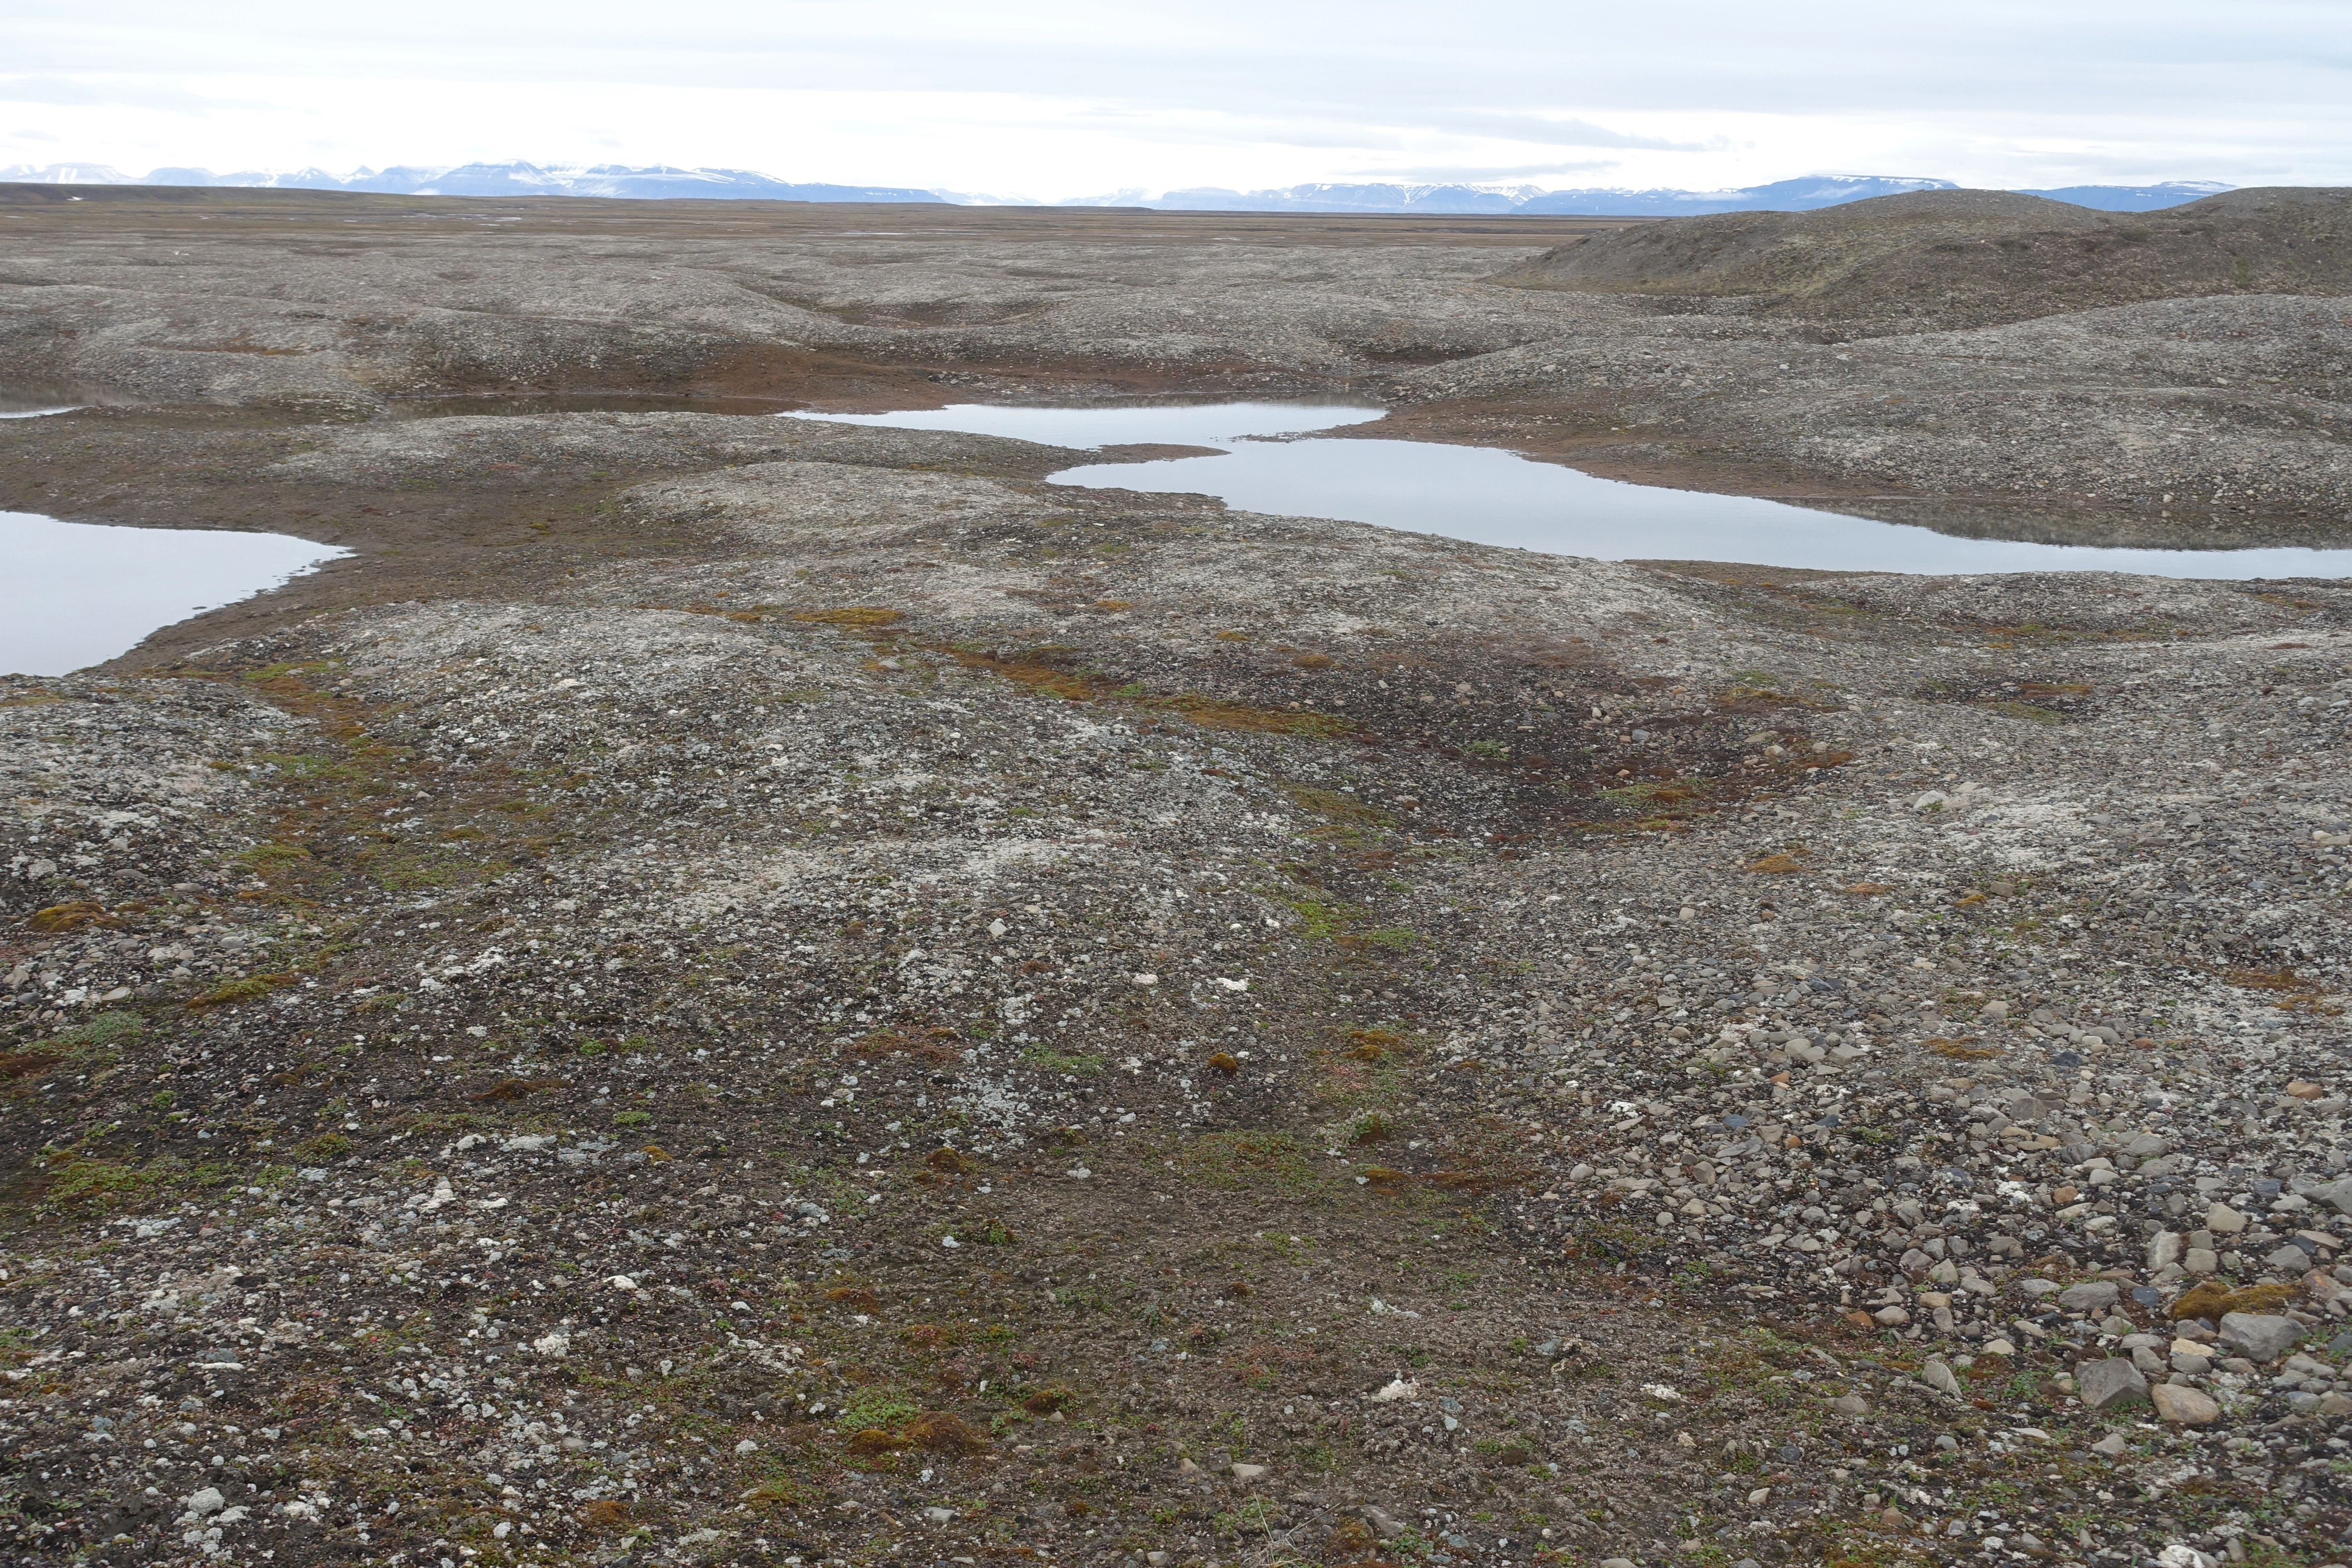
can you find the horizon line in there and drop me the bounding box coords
[0,159,2247,210]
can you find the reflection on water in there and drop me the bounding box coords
[1055,439,2352,579]
[782,400,1384,450]
[0,512,347,676]
[789,401,2352,580]
[0,381,113,418]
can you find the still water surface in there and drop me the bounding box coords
[0,511,346,676]
[784,402,2352,580]
[7,398,2340,677]
[790,399,1386,450]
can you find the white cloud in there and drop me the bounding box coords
[0,74,262,116]
[1335,161,1622,181]
[3,1,2347,200]
[1423,113,1718,153]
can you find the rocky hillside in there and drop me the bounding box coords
[3,411,2352,1567]
[1492,187,2352,332]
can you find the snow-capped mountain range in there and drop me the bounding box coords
[0,161,2238,215]
[0,161,947,205]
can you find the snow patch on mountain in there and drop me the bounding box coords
[0,161,948,205]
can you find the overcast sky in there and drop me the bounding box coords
[7,0,2349,199]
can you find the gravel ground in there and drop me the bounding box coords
[3,194,2352,1568]
[1371,294,2352,539]
[4,188,2347,539]
[3,440,2351,1568]
[1491,189,2352,334]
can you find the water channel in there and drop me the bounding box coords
[786,401,2352,580]
[6,397,2343,679]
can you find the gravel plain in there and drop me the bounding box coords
[1,187,2351,1568]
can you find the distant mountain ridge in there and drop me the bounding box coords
[0,160,947,205]
[2012,182,2239,211]
[1086,175,2238,214]
[0,160,2239,215]
[1110,175,1952,214]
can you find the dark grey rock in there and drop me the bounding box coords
[2077,1357,2150,1412]
[2058,1281,2120,1312]
[2218,1312,2304,1363]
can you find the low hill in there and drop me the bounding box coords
[1491,185,2352,330]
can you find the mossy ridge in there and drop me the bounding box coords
[910,635,1360,738]
[28,1152,233,1221]
[21,1009,145,1067]
[1172,1130,1329,1196]
[1281,782,1394,842]
[166,658,573,913]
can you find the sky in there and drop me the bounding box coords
[6,0,2350,201]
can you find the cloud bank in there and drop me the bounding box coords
[2,0,2344,202]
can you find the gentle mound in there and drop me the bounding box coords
[1493,185,2352,330]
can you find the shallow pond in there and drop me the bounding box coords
[790,398,1385,450]
[784,402,2352,580]
[0,383,107,419]
[0,511,346,677]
